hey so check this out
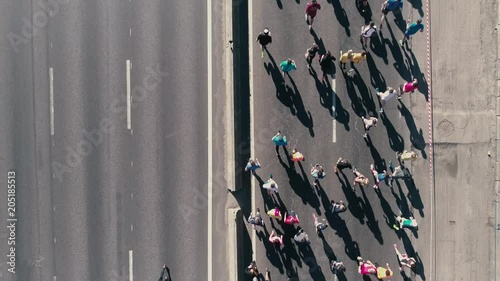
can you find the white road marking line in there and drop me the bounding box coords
[130,129,133,135]
[131,193,133,199]
[53,237,56,244]
[53,205,55,211]
[129,250,133,281]
[131,161,133,167]
[50,42,52,48]
[53,276,56,281]
[130,225,133,232]
[52,174,55,179]
[129,29,132,36]
[126,60,131,129]
[332,121,337,143]
[49,67,54,135]
[207,0,213,279]
[248,0,256,261]
[331,77,336,117]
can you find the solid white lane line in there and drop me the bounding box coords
[248,0,256,261]
[332,122,337,143]
[207,0,213,279]
[331,77,336,116]
[129,250,133,281]
[331,78,336,142]
[49,67,54,135]
[126,60,131,129]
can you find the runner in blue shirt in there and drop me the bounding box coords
[380,0,403,29]
[280,58,297,84]
[400,18,424,48]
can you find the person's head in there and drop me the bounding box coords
[412,80,419,87]
[361,50,367,56]
[250,160,255,166]
[411,153,418,159]
[408,258,417,268]
[416,18,423,24]
[369,21,375,27]
[372,118,377,125]
[287,58,293,64]
[263,28,269,35]
[312,43,318,49]
[385,269,391,276]
[292,148,297,153]
[326,50,332,57]
[388,87,394,93]
[339,200,344,204]
[270,183,275,188]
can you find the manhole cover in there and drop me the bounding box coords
[437,119,454,137]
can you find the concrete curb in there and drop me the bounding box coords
[227,208,243,281]
[224,0,236,192]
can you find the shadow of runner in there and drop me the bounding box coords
[289,77,315,137]
[257,226,285,274]
[366,53,387,91]
[379,112,405,152]
[329,0,351,36]
[382,24,412,81]
[297,242,327,281]
[397,101,427,158]
[311,29,327,55]
[337,173,365,224]
[374,187,400,232]
[368,33,388,64]
[352,66,378,116]
[341,68,366,117]
[403,176,425,217]
[278,155,322,214]
[359,185,384,244]
[407,0,425,17]
[404,49,429,101]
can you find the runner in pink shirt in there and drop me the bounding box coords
[305,0,321,30]
[398,78,418,98]
[284,211,300,225]
[357,257,377,275]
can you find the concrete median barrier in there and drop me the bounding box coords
[227,208,243,281]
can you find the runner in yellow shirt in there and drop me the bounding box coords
[339,49,353,69]
[352,50,367,63]
[376,263,393,279]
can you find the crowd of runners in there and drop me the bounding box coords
[249,0,425,280]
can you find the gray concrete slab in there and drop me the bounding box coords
[430,0,498,280]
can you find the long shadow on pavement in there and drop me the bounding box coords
[289,77,315,137]
[352,65,379,117]
[397,101,427,159]
[329,0,351,36]
[341,68,367,117]
[297,242,327,281]
[311,29,327,56]
[366,53,387,92]
[278,155,322,215]
[358,184,384,244]
[379,112,405,152]
[369,34,389,65]
[336,173,366,224]
[407,0,425,17]
[404,49,429,102]
[265,49,315,136]
[257,225,285,274]
[403,175,425,217]
[381,24,412,82]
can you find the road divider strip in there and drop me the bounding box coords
[227,208,242,281]
[126,60,131,130]
[129,250,133,281]
[49,67,54,135]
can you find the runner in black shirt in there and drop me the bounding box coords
[256,28,272,58]
[304,43,319,70]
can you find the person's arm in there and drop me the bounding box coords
[386,263,391,272]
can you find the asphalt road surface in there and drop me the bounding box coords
[248,0,430,280]
[0,0,224,280]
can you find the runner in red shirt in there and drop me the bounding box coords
[305,0,321,30]
[398,78,418,98]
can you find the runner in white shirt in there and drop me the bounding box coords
[360,21,377,49]
[376,87,397,113]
